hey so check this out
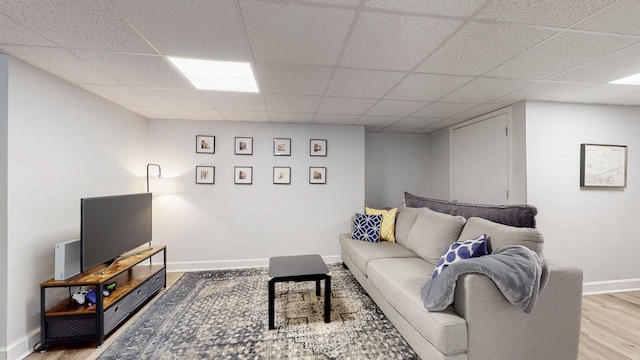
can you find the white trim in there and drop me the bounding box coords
[1,328,40,360]
[582,278,640,295]
[166,255,342,273]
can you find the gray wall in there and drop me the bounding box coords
[364,133,428,208]
[0,54,8,358]
[147,120,365,270]
[426,128,450,200]
[4,58,148,359]
[526,101,640,292]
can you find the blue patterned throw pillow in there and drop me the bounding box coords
[351,213,383,243]
[431,234,488,279]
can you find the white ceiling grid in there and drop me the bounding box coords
[1,0,639,133]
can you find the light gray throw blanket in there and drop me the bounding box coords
[421,245,549,313]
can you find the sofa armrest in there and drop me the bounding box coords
[453,261,582,360]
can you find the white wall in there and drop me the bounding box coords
[364,133,428,208]
[4,58,148,359]
[526,101,640,293]
[426,128,450,200]
[0,55,9,360]
[147,119,365,271]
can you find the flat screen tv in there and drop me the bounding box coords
[80,193,152,272]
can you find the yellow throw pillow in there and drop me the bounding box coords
[365,207,397,243]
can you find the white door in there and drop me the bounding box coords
[450,111,509,204]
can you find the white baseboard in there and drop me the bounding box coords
[167,255,342,273]
[1,328,40,360]
[582,278,640,295]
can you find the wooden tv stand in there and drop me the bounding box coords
[39,245,166,349]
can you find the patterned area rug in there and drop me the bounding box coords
[97,264,418,359]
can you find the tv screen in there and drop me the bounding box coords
[81,193,152,272]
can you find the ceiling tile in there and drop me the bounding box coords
[385,74,473,101]
[340,11,462,71]
[125,106,178,119]
[0,0,155,53]
[313,114,359,124]
[199,91,266,111]
[132,88,213,109]
[306,0,361,5]
[411,102,478,117]
[0,13,56,46]
[380,127,420,134]
[72,51,191,88]
[255,62,333,96]
[80,84,156,107]
[111,0,252,60]
[326,68,405,98]
[365,99,429,116]
[163,108,225,121]
[0,45,120,85]
[439,77,530,103]
[269,112,315,123]
[545,83,640,104]
[451,104,509,119]
[356,116,402,127]
[487,31,638,80]
[317,97,377,114]
[574,0,640,35]
[240,0,354,65]
[364,0,486,17]
[494,81,592,104]
[264,94,322,113]
[476,0,614,27]
[392,117,443,127]
[219,110,270,122]
[417,22,557,75]
[551,43,640,84]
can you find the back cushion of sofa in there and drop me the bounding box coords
[459,217,544,255]
[394,206,421,246]
[405,207,466,265]
[404,192,537,228]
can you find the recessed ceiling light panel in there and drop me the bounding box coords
[168,57,259,93]
[610,73,640,86]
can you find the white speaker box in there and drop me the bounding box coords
[54,239,81,280]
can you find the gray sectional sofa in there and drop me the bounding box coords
[340,195,583,360]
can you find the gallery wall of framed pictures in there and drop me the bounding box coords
[194,135,329,185]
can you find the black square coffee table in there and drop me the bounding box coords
[268,254,331,330]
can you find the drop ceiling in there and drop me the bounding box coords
[2,0,640,134]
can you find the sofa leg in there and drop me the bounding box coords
[342,262,349,270]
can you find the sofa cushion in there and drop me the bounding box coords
[394,206,421,247]
[367,257,468,355]
[405,207,466,265]
[365,207,397,243]
[339,233,418,276]
[351,213,383,243]
[432,234,489,279]
[459,217,544,255]
[404,192,537,228]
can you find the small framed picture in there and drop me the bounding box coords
[310,139,327,157]
[235,137,253,155]
[195,166,215,184]
[273,138,291,156]
[273,167,291,184]
[234,166,253,184]
[309,167,326,184]
[196,135,215,154]
[580,143,628,188]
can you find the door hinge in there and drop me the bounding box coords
[505,126,508,136]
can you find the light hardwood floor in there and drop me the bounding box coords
[25,281,640,360]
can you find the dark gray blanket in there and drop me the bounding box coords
[421,245,549,313]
